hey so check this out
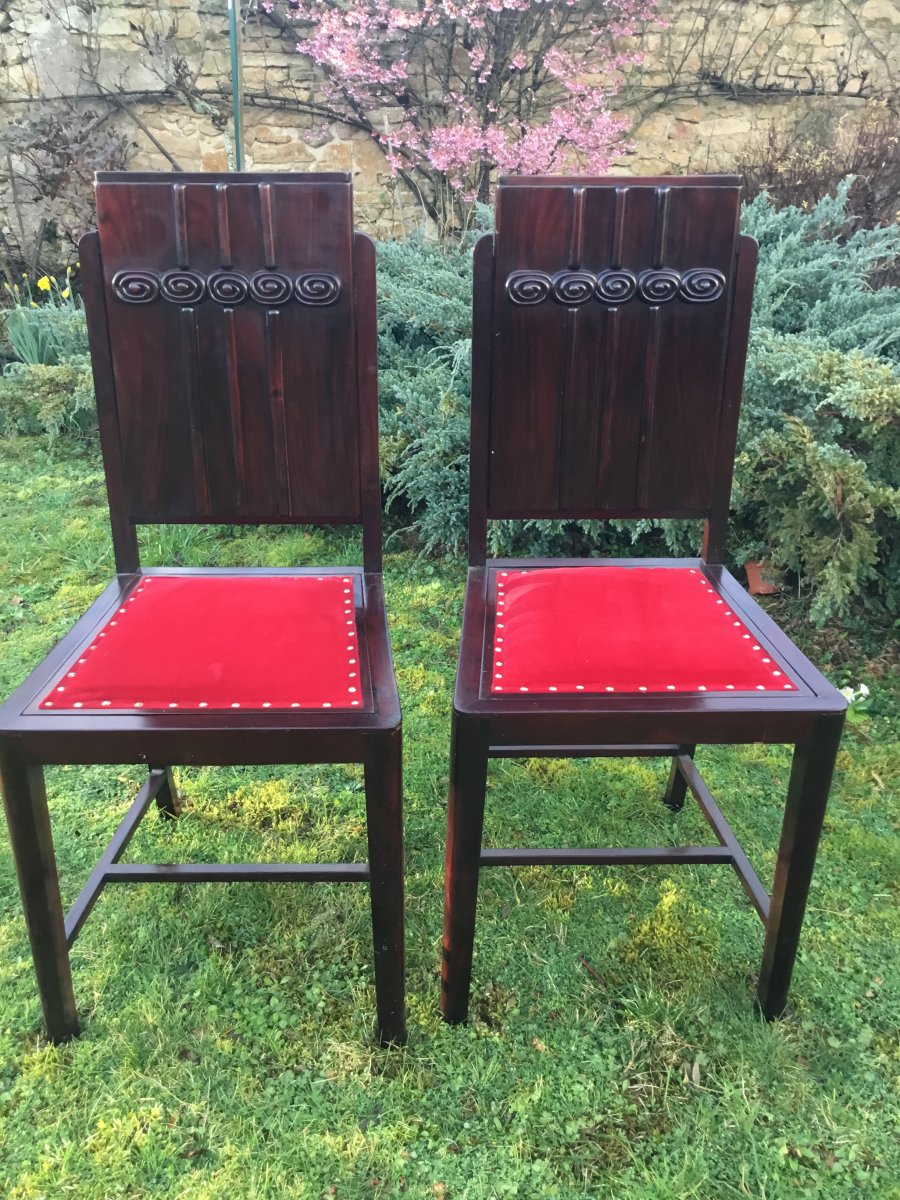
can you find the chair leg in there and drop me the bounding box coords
[757,714,844,1020]
[662,745,695,811]
[152,765,181,819]
[364,729,407,1046]
[441,713,489,1025]
[0,745,79,1042]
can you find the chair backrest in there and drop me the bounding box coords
[81,172,382,572]
[469,175,757,564]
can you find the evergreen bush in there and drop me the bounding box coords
[0,358,96,438]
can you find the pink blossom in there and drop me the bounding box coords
[277,0,660,227]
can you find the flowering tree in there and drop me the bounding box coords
[263,0,659,233]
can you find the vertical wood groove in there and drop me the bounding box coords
[223,308,245,513]
[568,186,585,270]
[636,306,661,507]
[174,184,189,268]
[555,306,579,508]
[179,307,210,515]
[260,183,276,268]
[215,184,232,268]
[557,186,587,507]
[596,307,620,506]
[652,186,670,268]
[266,308,291,514]
[611,186,627,266]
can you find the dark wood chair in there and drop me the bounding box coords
[0,172,406,1046]
[441,175,846,1025]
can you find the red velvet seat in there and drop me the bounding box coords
[441,176,846,1030]
[490,566,797,696]
[40,575,367,712]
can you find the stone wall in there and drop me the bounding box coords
[1,0,898,251]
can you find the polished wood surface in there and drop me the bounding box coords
[487,178,742,518]
[93,173,362,526]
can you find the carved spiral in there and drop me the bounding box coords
[294,272,342,306]
[208,271,250,305]
[112,270,160,304]
[160,270,206,304]
[595,269,638,305]
[249,271,294,305]
[551,270,596,306]
[679,267,726,303]
[638,268,681,304]
[505,270,552,306]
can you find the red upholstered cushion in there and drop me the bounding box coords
[41,575,363,711]
[491,567,796,695]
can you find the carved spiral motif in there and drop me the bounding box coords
[160,270,206,304]
[595,269,638,305]
[208,271,250,305]
[505,270,552,306]
[638,269,681,304]
[112,270,160,304]
[295,272,342,306]
[551,270,596,306]
[111,267,346,306]
[679,267,726,303]
[249,271,294,305]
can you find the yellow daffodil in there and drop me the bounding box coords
[61,287,71,299]
[37,276,51,292]
[30,301,39,308]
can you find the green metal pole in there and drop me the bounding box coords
[227,0,244,169]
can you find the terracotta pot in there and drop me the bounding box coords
[744,560,782,595]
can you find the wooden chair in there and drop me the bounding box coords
[441,175,846,1025]
[0,172,406,1046]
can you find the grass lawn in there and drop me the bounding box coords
[1,435,898,1199]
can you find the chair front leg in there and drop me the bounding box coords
[364,729,407,1046]
[757,714,844,1020]
[0,745,78,1042]
[441,713,489,1025]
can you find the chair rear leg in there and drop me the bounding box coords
[662,745,695,811]
[364,729,407,1046]
[0,745,78,1042]
[441,713,489,1025]
[152,765,181,819]
[757,714,844,1020]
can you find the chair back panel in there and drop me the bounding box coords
[486,177,744,518]
[92,173,362,524]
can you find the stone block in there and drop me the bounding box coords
[174,12,202,38]
[247,141,314,167]
[201,148,229,171]
[251,124,295,144]
[704,116,753,138]
[315,141,354,170]
[860,0,900,23]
